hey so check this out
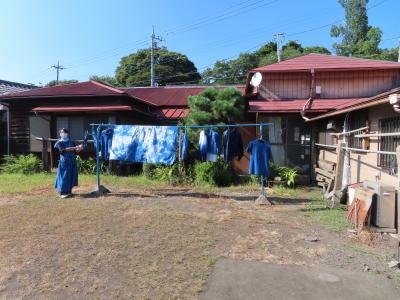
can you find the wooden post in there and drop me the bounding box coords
[331,142,345,207]
[41,137,50,171]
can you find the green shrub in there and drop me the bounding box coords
[143,163,158,179]
[194,158,235,187]
[1,154,43,174]
[143,163,194,185]
[76,156,107,174]
[277,166,299,187]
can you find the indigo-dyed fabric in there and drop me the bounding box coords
[54,139,78,194]
[199,130,208,162]
[101,128,113,160]
[109,125,178,165]
[247,139,271,177]
[181,130,188,161]
[207,129,221,162]
[222,128,244,162]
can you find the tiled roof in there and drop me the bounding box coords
[153,108,190,119]
[0,79,36,95]
[249,98,370,113]
[251,53,400,73]
[123,85,245,106]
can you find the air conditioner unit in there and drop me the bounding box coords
[363,181,396,229]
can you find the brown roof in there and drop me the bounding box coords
[251,53,400,73]
[249,98,370,113]
[123,85,245,106]
[0,81,245,108]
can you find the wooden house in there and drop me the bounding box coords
[0,81,244,167]
[244,53,400,184]
[0,79,37,157]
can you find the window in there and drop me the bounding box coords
[258,115,311,173]
[348,111,368,148]
[378,116,400,169]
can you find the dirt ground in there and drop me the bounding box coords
[0,178,399,299]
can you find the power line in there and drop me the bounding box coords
[50,61,66,85]
[151,26,164,87]
[273,33,285,62]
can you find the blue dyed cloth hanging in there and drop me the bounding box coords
[181,130,189,161]
[222,128,244,163]
[100,128,113,160]
[199,129,221,162]
[206,129,221,162]
[109,125,179,165]
[54,139,78,195]
[247,139,271,177]
[199,130,208,162]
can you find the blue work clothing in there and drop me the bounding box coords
[54,139,78,195]
[181,130,188,160]
[199,130,208,162]
[101,128,113,160]
[247,139,271,177]
[207,129,221,162]
[222,128,244,162]
[109,125,179,165]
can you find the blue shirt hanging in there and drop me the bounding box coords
[109,125,178,165]
[54,139,78,195]
[222,128,244,162]
[199,130,208,162]
[206,129,221,162]
[181,130,189,161]
[101,128,113,160]
[247,139,271,177]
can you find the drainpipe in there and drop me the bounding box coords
[301,68,315,121]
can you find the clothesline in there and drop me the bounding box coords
[89,122,273,198]
[89,123,272,130]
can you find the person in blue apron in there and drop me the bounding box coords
[54,128,83,198]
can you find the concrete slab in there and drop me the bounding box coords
[200,258,400,300]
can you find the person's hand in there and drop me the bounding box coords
[76,144,84,152]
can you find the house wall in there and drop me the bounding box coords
[256,70,400,100]
[316,102,399,188]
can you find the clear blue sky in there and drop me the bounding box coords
[1,0,399,86]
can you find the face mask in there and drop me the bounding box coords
[60,133,68,139]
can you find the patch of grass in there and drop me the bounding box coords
[0,173,54,193]
[272,185,322,199]
[0,173,170,195]
[303,196,351,232]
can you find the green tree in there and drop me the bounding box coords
[202,41,331,84]
[330,0,382,57]
[45,79,78,87]
[115,48,201,87]
[90,75,120,87]
[185,87,246,125]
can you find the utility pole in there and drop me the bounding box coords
[273,33,286,62]
[397,39,400,63]
[51,61,66,85]
[150,26,164,87]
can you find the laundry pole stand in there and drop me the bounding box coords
[90,123,273,204]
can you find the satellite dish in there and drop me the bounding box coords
[250,72,262,87]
